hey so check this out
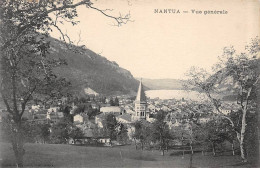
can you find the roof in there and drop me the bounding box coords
[117,113,132,122]
[100,106,122,113]
[135,80,146,103]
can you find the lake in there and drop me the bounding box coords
[145,90,208,101]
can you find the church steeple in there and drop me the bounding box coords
[133,79,147,121]
[135,79,146,103]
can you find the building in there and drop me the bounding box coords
[31,105,40,112]
[132,80,149,121]
[73,113,89,124]
[100,106,124,115]
[47,107,59,113]
[116,113,132,124]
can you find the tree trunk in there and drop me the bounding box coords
[212,142,216,156]
[189,151,193,168]
[160,137,164,156]
[231,141,235,156]
[12,123,25,168]
[134,138,137,150]
[190,143,194,154]
[240,109,247,162]
[161,149,165,156]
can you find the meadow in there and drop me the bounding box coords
[0,142,252,168]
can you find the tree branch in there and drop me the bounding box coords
[88,5,132,26]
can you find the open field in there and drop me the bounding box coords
[0,142,254,168]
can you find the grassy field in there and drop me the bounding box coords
[0,142,253,168]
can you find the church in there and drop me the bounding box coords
[132,80,154,122]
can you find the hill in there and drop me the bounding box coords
[137,78,186,90]
[48,38,140,96]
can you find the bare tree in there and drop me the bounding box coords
[185,38,260,162]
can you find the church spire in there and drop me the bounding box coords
[135,78,146,102]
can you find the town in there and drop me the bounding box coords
[0,0,259,168]
[0,79,241,150]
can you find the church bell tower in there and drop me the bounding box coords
[133,79,147,121]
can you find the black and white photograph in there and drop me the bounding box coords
[0,0,259,168]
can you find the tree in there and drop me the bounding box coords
[116,123,129,145]
[68,125,84,143]
[185,38,260,162]
[50,119,70,144]
[39,123,51,144]
[133,120,152,150]
[61,105,73,123]
[102,114,119,143]
[196,119,230,156]
[87,108,99,119]
[151,110,171,156]
[0,0,130,167]
[114,97,119,106]
[109,98,115,106]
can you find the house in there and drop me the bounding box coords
[116,113,132,124]
[96,137,111,146]
[76,122,95,137]
[47,107,59,114]
[74,113,90,124]
[47,111,64,123]
[100,106,125,115]
[69,120,96,145]
[31,105,40,112]
[74,114,84,124]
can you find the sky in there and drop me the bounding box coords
[50,0,260,79]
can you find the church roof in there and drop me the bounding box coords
[135,80,146,102]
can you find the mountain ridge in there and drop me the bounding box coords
[48,38,140,96]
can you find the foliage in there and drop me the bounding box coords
[109,98,115,106]
[185,37,260,162]
[102,114,119,141]
[151,111,171,151]
[133,120,153,149]
[61,105,73,123]
[109,97,120,106]
[114,97,119,106]
[49,117,84,144]
[116,123,129,144]
[68,126,84,141]
[50,119,70,144]
[1,118,51,144]
[0,0,131,167]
